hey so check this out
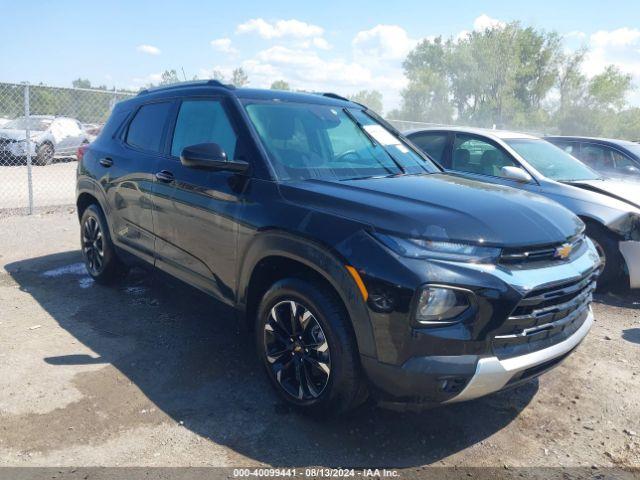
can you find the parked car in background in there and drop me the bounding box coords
[76,81,599,414]
[405,127,640,290]
[0,115,88,165]
[82,123,103,142]
[545,136,640,180]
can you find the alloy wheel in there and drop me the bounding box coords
[82,215,104,275]
[263,300,331,401]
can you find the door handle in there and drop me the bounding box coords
[99,157,113,168]
[155,170,175,183]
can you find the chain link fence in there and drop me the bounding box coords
[0,82,134,216]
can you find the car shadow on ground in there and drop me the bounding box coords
[5,250,538,467]
[593,290,640,310]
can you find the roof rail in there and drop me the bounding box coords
[320,92,352,103]
[137,79,234,96]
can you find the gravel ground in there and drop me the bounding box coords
[0,212,639,473]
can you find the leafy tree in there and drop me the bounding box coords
[348,90,383,113]
[231,68,249,87]
[396,21,639,139]
[270,80,291,91]
[160,70,180,85]
[72,78,92,89]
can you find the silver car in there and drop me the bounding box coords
[0,115,88,165]
[405,126,640,290]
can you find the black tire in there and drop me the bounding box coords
[34,142,54,166]
[255,277,367,416]
[80,204,128,285]
[586,223,625,290]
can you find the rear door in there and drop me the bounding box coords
[151,96,245,303]
[105,100,174,263]
[407,131,451,167]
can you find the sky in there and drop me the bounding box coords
[3,0,640,112]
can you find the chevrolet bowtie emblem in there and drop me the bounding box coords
[555,243,573,260]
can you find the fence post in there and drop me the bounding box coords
[23,82,34,215]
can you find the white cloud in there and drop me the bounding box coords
[236,18,324,39]
[473,14,506,32]
[352,25,417,61]
[210,38,238,55]
[136,44,161,55]
[591,27,640,48]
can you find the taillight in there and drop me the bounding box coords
[77,144,88,162]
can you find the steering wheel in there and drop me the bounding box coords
[332,149,365,164]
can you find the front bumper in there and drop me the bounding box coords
[358,237,600,405]
[444,307,592,403]
[620,240,640,289]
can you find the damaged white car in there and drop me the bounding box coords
[0,115,88,166]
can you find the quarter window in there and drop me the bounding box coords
[126,102,172,153]
[171,100,238,159]
[452,134,517,177]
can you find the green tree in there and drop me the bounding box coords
[348,90,383,113]
[231,68,249,87]
[160,70,180,85]
[72,78,92,89]
[270,80,291,90]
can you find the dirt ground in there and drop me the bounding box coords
[1,211,639,472]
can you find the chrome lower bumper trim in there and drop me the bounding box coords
[444,308,593,403]
[620,240,640,289]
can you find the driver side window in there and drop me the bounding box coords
[452,134,517,177]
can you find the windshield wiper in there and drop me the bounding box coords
[342,108,407,175]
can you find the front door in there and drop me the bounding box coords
[446,133,538,192]
[152,97,244,303]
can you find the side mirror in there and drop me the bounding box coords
[180,143,249,173]
[501,166,532,183]
[624,165,640,174]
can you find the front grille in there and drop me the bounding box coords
[492,268,598,359]
[500,234,585,265]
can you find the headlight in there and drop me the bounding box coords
[372,232,501,262]
[415,285,472,325]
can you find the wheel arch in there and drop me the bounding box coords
[237,230,377,358]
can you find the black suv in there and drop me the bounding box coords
[76,80,600,414]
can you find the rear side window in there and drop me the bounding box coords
[126,102,172,153]
[171,100,237,159]
[409,132,448,164]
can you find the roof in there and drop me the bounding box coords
[545,135,640,147]
[404,125,539,140]
[134,79,356,108]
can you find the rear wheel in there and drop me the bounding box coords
[34,142,54,166]
[80,204,128,284]
[256,277,366,415]
[586,223,625,290]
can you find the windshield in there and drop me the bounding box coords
[243,101,439,181]
[2,117,52,131]
[506,138,601,181]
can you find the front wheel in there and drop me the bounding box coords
[255,278,367,416]
[34,142,54,166]
[586,223,625,290]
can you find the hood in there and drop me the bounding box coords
[0,129,44,141]
[567,179,640,210]
[280,174,583,248]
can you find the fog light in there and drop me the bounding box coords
[416,286,470,325]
